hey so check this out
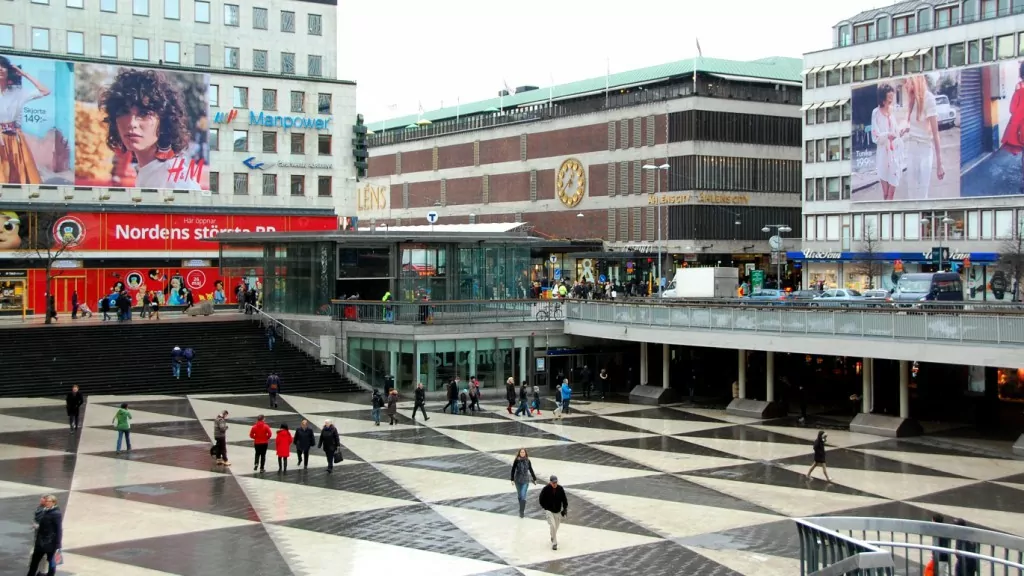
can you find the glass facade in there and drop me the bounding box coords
[397,244,532,301]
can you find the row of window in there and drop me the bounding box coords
[667,205,803,241]
[805,209,1024,243]
[211,129,333,155]
[805,101,851,126]
[27,0,323,35]
[208,172,333,197]
[837,0,1024,46]
[0,25,326,76]
[805,137,852,164]
[667,110,802,148]
[804,176,852,202]
[210,86,332,115]
[667,155,801,194]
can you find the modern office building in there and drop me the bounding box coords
[799,0,1024,300]
[0,0,356,316]
[359,56,805,288]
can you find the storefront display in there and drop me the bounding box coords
[0,270,27,316]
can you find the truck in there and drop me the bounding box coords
[661,267,738,299]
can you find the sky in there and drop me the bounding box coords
[337,0,893,123]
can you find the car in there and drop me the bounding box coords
[935,94,957,130]
[812,289,866,307]
[889,272,964,308]
[862,289,889,300]
[744,289,791,305]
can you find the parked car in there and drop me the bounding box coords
[812,288,866,307]
[935,94,957,130]
[862,289,889,301]
[889,272,964,306]
[744,289,790,304]
[789,290,821,304]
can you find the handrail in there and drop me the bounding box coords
[245,304,364,377]
[863,541,1024,571]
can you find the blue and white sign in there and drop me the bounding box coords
[787,250,999,263]
[249,111,332,131]
[426,211,439,224]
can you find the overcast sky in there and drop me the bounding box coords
[337,0,893,122]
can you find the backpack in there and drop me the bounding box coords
[183,348,195,360]
[269,381,279,392]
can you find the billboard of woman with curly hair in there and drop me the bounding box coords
[74,63,210,190]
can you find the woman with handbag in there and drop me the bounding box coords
[317,419,341,473]
[386,388,399,425]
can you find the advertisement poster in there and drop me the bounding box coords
[0,55,76,184]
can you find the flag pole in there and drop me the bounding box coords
[549,73,554,108]
[605,58,610,108]
[693,39,701,95]
[456,96,460,122]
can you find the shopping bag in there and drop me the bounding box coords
[53,549,64,566]
[924,559,935,576]
[333,449,343,464]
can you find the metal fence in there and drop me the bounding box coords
[331,299,565,325]
[797,516,1024,576]
[564,301,1024,345]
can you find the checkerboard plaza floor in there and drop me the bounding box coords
[1,392,1023,576]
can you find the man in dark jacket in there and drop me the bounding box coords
[65,385,84,432]
[267,371,281,408]
[27,494,62,576]
[505,377,517,414]
[412,382,429,421]
[71,290,79,319]
[182,347,195,378]
[539,475,569,550]
[317,419,341,473]
[580,365,592,399]
[293,419,315,469]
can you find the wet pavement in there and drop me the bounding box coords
[1,393,1022,576]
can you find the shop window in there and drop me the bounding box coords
[996,209,1013,238]
[967,210,979,239]
[853,214,863,240]
[947,210,966,239]
[981,210,994,239]
[904,213,920,240]
[893,212,904,239]
[998,368,1024,403]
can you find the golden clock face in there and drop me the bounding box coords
[556,158,586,208]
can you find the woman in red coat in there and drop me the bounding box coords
[1001,61,1024,192]
[275,423,293,473]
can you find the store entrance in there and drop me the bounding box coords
[53,276,86,313]
[0,278,27,317]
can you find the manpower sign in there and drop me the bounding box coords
[249,112,332,131]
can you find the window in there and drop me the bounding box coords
[165,0,180,19]
[232,129,248,151]
[826,177,840,201]
[317,93,332,114]
[253,7,268,29]
[262,174,277,196]
[308,55,322,77]
[893,15,913,36]
[209,84,219,106]
[999,34,1014,59]
[233,86,248,108]
[804,179,814,201]
[842,101,851,121]
[841,175,851,199]
[281,10,295,32]
[281,52,295,74]
[133,0,149,16]
[968,39,979,64]
[262,88,277,110]
[905,213,921,240]
[133,38,149,60]
[996,210,1014,239]
[842,136,851,160]
[195,43,210,66]
[854,23,873,43]
[262,131,276,152]
[826,104,840,122]
[164,41,180,64]
[935,5,957,27]
[31,28,50,51]
[100,0,116,11]
[209,172,219,194]
[816,139,825,162]
[290,91,304,112]
[876,17,889,39]
[805,141,815,163]
[841,66,852,84]
[828,137,841,161]
[837,25,851,47]
[317,176,331,197]
[815,107,826,124]
[0,24,11,49]
[253,49,267,72]
[224,3,239,25]
[233,173,248,195]
[290,133,304,154]
[195,0,210,22]
[805,73,815,90]
[225,47,239,69]
[99,36,116,59]
[982,0,997,18]
[66,31,84,54]
[982,37,994,61]
[290,175,305,196]
[318,134,331,155]
[826,68,840,86]
[918,7,931,30]
[308,13,322,35]
[210,128,219,150]
[950,43,965,66]
[67,0,84,8]
[805,110,815,126]
[815,178,824,201]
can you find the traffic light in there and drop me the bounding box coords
[352,113,369,180]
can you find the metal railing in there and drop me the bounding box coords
[564,300,1024,345]
[331,299,565,325]
[245,304,365,379]
[797,516,1024,576]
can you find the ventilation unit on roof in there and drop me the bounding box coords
[498,89,511,97]
[515,85,539,93]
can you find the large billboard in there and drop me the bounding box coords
[851,61,1024,201]
[0,55,210,189]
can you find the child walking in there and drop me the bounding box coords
[276,423,293,473]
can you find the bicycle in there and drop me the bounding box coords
[535,301,563,321]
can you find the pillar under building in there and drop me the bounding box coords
[726,349,786,419]
[628,342,679,406]
[850,357,922,438]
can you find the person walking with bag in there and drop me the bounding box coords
[213,410,230,466]
[318,419,341,473]
[112,403,132,453]
[275,423,292,473]
[411,382,429,421]
[266,371,281,408]
[539,475,569,550]
[249,415,272,473]
[386,388,399,425]
[806,430,832,482]
[25,494,62,576]
[510,448,537,518]
[293,419,314,470]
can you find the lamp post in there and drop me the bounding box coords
[924,215,955,271]
[642,163,670,288]
[762,224,792,289]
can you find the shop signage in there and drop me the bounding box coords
[789,251,999,263]
[622,244,655,254]
[357,185,388,211]
[648,193,750,206]
[213,110,238,124]
[249,111,332,131]
[0,270,27,277]
[801,251,843,260]
[51,260,82,269]
[243,157,333,170]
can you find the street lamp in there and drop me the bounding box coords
[924,215,955,270]
[762,224,793,289]
[642,163,670,287]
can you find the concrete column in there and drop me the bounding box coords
[468,346,477,381]
[862,358,873,414]
[389,351,398,379]
[737,349,747,399]
[899,360,910,419]
[662,343,670,390]
[765,351,775,402]
[414,342,422,386]
[640,343,648,385]
[519,346,528,386]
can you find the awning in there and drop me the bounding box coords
[885,53,901,61]
[807,66,823,74]
[799,103,814,111]
[855,57,877,66]
[801,68,814,75]
[897,50,918,59]
[835,61,851,69]
[842,60,858,68]
[915,47,932,56]
[820,101,839,108]
[808,102,824,110]
[708,73,803,87]
[819,64,838,72]
[835,98,850,107]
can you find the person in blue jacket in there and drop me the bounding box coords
[171,346,184,379]
[560,378,572,415]
[183,347,195,378]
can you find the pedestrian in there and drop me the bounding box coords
[510,448,538,518]
[46,292,57,323]
[100,295,111,321]
[112,402,131,453]
[293,419,314,469]
[386,388,399,425]
[149,291,161,320]
[932,514,953,576]
[267,371,281,408]
[953,518,978,576]
[598,368,609,400]
[580,365,591,400]
[505,377,517,414]
[371,388,384,426]
[411,382,429,421]
[515,381,533,417]
[559,378,572,416]
[538,475,569,551]
[171,346,183,379]
[26,494,62,576]
[212,410,230,466]
[468,384,479,413]
[249,414,272,473]
[442,377,459,414]
[265,324,276,351]
[806,430,832,482]
[71,290,79,320]
[275,423,292,473]
[65,385,84,433]
[531,385,542,415]
[141,290,151,319]
[459,388,469,414]
[183,347,195,378]
[318,419,341,473]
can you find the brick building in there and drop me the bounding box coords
[359,56,805,285]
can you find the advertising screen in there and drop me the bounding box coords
[851,61,1024,201]
[0,55,210,190]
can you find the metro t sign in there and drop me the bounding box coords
[249,112,332,131]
